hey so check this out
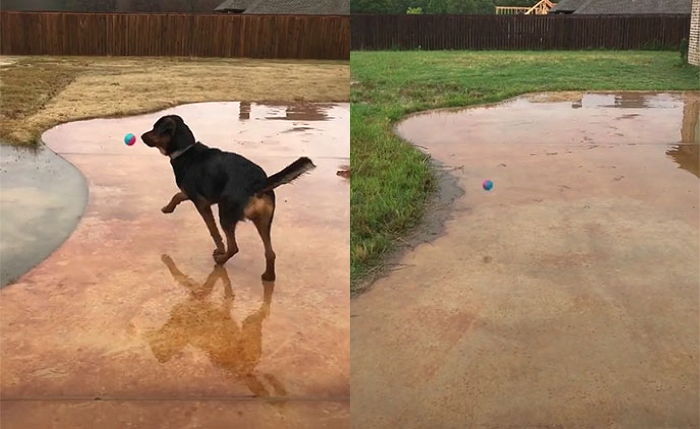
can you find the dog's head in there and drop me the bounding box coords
[141,115,195,156]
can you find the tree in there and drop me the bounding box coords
[473,0,495,14]
[424,0,494,14]
[493,0,538,5]
[406,6,423,13]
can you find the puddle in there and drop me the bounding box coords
[43,102,349,160]
[397,91,699,177]
[0,144,88,286]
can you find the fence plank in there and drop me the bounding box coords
[351,14,690,50]
[0,11,349,60]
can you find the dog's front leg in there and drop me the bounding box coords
[162,191,189,214]
[195,203,226,259]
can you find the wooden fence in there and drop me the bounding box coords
[351,14,690,50]
[0,11,350,59]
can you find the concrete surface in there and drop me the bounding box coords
[351,92,699,428]
[0,102,349,428]
[0,143,88,286]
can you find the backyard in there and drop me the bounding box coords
[1,54,351,427]
[350,50,700,292]
[0,56,349,145]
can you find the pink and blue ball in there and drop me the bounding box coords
[482,179,494,191]
[124,133,136,146]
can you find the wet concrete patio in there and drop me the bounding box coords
[352,92,699,428]
[0,144,87,286]
[0,102,349,428]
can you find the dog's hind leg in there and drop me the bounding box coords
[216,204,240,265]
[195,202,226,258]
[248,194,276,282]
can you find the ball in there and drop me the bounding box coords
[482,179,494,191]
[124,133,136,146]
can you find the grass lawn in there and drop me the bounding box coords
[0,56,349,145]
[350,50,699,292]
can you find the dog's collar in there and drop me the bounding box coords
[169,144,195,160]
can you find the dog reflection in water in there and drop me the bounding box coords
[146,254,286,398]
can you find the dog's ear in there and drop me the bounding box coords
[171,116,195,150]
[154,116,176,135]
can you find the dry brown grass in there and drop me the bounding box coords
[0,56,349,145]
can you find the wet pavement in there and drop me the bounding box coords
[352,92,699,428]
[0,102,350,428]
[0,144,88,286]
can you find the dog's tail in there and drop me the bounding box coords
[260,157,316,192]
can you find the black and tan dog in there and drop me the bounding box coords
[141,115,314,281]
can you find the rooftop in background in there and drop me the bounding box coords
[244,0,348,14]
[214,0,255,13]
[550,0,589,13]
[1,0,222,13]
[552,0,692,14]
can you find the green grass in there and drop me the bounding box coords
[350,50,699,292]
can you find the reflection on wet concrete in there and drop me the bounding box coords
[336,164,351,180]
[265,103,335,121]
[0,144,88,286]
[148,255,285,398]
[354,92,699,428]
[667,145,699,177]
[540,91,687,110]
[239,101,251,120]
[239,102,334,122]
[667,98,700,177]
[400,91,699,177]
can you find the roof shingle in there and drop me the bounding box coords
[215,0,255,12]
[551,0,591,12]
[243,0,348,15]
[554,0,692,14]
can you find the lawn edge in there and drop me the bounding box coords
[350,88,700,296]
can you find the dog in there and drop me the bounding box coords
[141,115,315,281]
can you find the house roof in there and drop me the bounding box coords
[243,0,349,15]
[554,0,691,14]
[214,0,255,12]
[551,0,590,12]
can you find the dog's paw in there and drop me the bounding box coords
[213,249,230,265]
[261,271,276,282]
[214,254,230,265]
[161,254,173,264]
[161,205,175,214]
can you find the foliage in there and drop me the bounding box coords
[492,0,538,6]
